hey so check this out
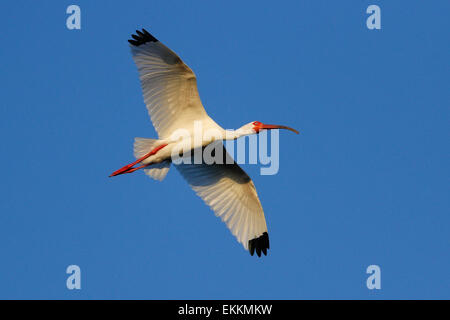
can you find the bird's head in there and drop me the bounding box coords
[236,121,299,137]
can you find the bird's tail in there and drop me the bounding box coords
[134,138,171,181]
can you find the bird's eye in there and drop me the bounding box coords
[253,121,261,126]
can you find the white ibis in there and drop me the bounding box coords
[110,29,298,257]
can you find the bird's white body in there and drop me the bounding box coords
[139,125,251,166]
[111,29,298,257]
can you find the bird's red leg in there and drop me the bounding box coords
[120,163,151,174]
[109,144,167,177]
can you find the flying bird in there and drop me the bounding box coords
[110,28,298,257]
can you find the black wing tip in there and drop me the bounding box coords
[248,232,270,257]
[128,28,157,46]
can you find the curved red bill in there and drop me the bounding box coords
[259,123,299,134]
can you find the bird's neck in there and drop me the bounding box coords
[224,129,247,140]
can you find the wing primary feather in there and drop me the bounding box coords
[248,232,269,257]
[128,28,158,46]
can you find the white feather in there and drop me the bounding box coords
[175,144,268,250]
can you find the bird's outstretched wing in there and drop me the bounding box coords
[175,143,270,257]
[128,29,211,139]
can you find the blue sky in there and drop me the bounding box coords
[0,1,449,299]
